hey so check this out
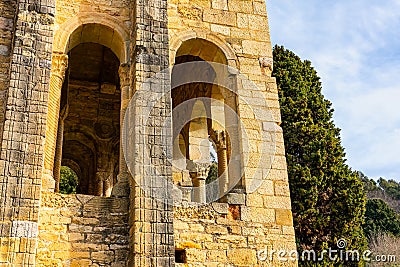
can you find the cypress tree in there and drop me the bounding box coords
[272,45,367,266]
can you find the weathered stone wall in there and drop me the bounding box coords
[36,192,129,267]
[167,0,288,191]
[0,0,55,265]
[174,201,297,266]
[54,0,130,30]
[0,0,16,156]
[0,0,297,265]
[128,0,175,263]
[168,0,297,266]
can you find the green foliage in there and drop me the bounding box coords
[59,166,79,194]
[364,199,400,238]
[358,171,381,193]
[359,171,400,200]
[273,45,367,266]
[207,162,218,184]
[358,172,400,238]
[359,172,400,211]
[377,178,400,200]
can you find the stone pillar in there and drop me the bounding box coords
[96,141,114,197]
[187,161,210,203]
[103,173,113,197]
[42,52,68,191]
[210,130,229,196]
[129,0,175,264]
[53,107,67,193]
[222,77,242,190]
[0,1,56,265]
[111,64,130,197]
[96,172,104,197]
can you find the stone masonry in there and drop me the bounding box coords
[0,0,297,266]
[37,192,129,267]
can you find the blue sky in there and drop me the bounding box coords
[267,0,400,181]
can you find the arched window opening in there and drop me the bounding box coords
[171,38,241,204]
[55,41,121,196]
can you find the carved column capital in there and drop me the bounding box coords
[210,129,226,150]
[51,52,68,80]
[187,160,210,179]
[119,64,130,87]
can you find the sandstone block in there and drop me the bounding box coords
[207,249,227,262]
[176,241,202,249]
[246,193,264,207]
[248,14,269,31]
[253,1,267,15]
[282,226,296,236]
[211,0,228,10]
[228,0,253,13]
[242,206,275,223]
[205,225,228,235]
[242,40,268,56]
[258,180,274,196]
[227,248,257,265]
[92,251,115,263]
[186,248,206,262]
[237,13,249,28]
[275,209,293,226]
[274,181,291,197]
[203,9,236,26]
[178,5,203,20]
[173,220,189,230]
[71,259,91,267]
[210,24,230,36]
[264,196,292,210]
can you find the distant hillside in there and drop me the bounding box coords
[359,172,400,240]
[359,172,400,214]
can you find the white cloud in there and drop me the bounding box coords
[267,0,400,180]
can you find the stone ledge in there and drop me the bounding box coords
[220,192,246,205]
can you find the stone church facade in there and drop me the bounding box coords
[0,0,297,266]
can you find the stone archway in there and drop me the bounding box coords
[169,30,238,68]
[171,38,242,203]
[43,20,131,196]
[53,12,130,63]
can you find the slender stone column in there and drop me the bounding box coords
[103,173,114,197]
[53,107,67,193]
[95,140,114,197]
[112,64,130,197]
[222,79,242,190]
[96,172,104,197]
[210,130,229,196]
[187,161,210,203]
[42,53,68,191]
